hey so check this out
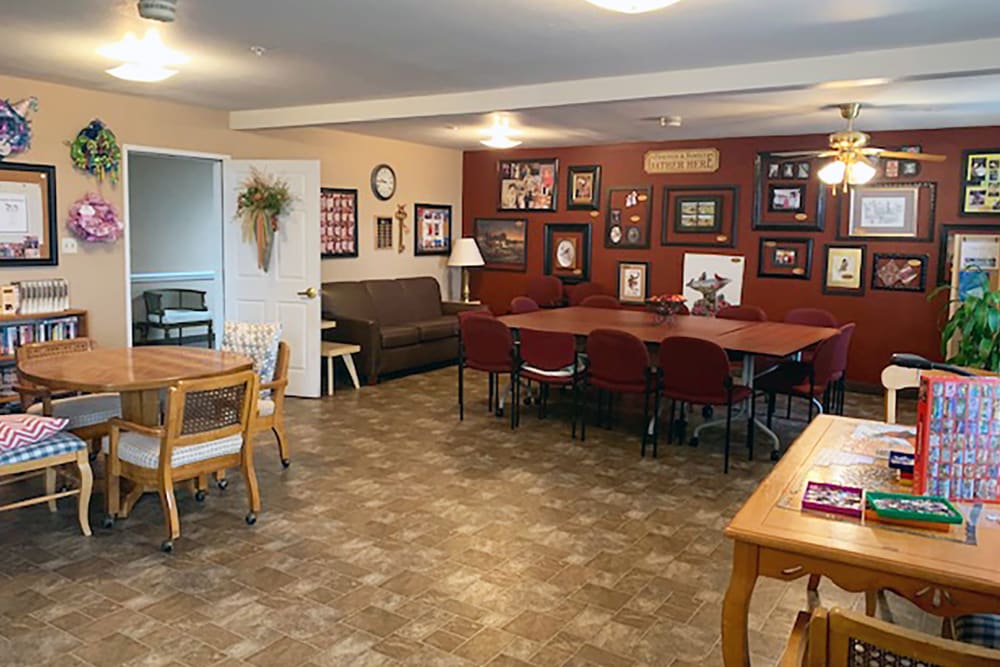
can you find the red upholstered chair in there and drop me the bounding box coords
[784,307,838,327]
[582,329,657,454]
[457,309,493,323]
[516,328,582,435]
[757,327,842,431]
[510,296,540,314]
[717,305,767,322]
[579,294,620,309]
[458,315,516,429]
[526,275,565,308]
[659,336,752,472]
[567,282,604,306]
[827,323,856,415]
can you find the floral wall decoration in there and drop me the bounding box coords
[67,192,124,243]
[0,97,38,159]
[70,119,121,183]
[236,168,295,272]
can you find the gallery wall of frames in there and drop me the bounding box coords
[461,126,1000,386]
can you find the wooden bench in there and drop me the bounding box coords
[322,341,361,395]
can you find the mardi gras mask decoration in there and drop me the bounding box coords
[0,97,38,159]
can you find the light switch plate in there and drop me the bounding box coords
[61,237,78,254]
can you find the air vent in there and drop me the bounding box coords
[137,0,178,22]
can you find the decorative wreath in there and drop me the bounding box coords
[70,120,121,183]
[0,97,37,159]
[67,192,124,243]
[236,168,294,272]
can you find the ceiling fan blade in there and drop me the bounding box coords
[768,150,825,158]
[877,150,947,162]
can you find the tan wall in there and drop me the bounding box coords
[0,74,463,347]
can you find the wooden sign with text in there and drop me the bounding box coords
[644,148,720,174]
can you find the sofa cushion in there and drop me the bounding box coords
[322,281,377,322]
[414,317,457,342]
[381,325,420,349]
[400,277,445,322]
[365,280,413,326]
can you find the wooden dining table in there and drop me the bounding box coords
[722,415,1000,666]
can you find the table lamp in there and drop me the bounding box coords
[448,238,485,303]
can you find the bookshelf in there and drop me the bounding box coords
[0,309,88,404]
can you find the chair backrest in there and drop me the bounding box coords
[143,289,208,317]
[510,296,540,314]
[580,294,620,309]
[460,316,513,369]
[658,336,731,398]
[567,282,603,306]
[16,338,96,402]
[810,331,842,387]
[457,309,494,324]
[881,364,921,424]
[586,329,650,386]
[785,307,838,327]
[519,328,576,371]
[526,275,564,308]
[829,323,856,377]
[165,370,257,452]
[222,321,282,387]
[805,607,1000,667]
[717,305,767,322]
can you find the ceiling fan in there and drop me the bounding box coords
[773,103,946,192]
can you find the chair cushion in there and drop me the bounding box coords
[155,309,212,325]
[258,398,275,417]
[104,431,244,470]
[222,321,282,397]
[955,614,1000,649]
[414,317,457,342]
[0,431,85,466]
[0,414,70,452]
[27,393,121,429]
[381,325,420,349]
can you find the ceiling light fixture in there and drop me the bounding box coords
[584,0,683,14]
[98,28,189,82]
[659,115,682,128]
[481,116,522,149]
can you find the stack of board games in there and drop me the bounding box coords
[864,491,963,532]
[915,375,1000,503]
[889,451,915,486]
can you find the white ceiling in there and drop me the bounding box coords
[3,0,1000,145]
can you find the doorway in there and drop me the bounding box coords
[123,146,227,347]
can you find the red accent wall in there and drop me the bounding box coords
[462,126,1000,386]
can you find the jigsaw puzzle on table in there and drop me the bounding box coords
[916,376,1000,503]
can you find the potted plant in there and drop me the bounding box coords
[929,272,1000,370]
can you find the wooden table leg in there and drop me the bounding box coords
[722,540,759,667]
[120,389,162,426]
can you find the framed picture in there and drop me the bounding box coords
[661,185,738,248]
[375,216,393,250]
[0,162,58,266]
[674,195,723,233]
[758,237,813,280]
[767,185,806,214]
[617,261,649,305]
[543,223,592,284]
[848,185,918,238]
[413,203,452,256]
[320,188,358,258]
[823,245,865,296]
[959,149,1000,216]
[796,162,811,179]
[753,152,828,231]
[473,218,527,272]
[871,253,927,292]
[937,224,1000,285]
[567,165,601,210]
[498,158,558,212]
[605,186,652,249]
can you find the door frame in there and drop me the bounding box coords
[122,145,230,346]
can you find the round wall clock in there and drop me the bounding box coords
[371,164,396,201]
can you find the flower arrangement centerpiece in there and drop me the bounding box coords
[0,97,37,159]
[236,168,294,272]
[70,120,121,183]
[67,193,124,243]
[646,293,686,324]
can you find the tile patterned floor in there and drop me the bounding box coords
[0,368,926,667]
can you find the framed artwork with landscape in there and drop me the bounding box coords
[836,181,935,242]
[758,237,812,280]
[498,158,558,212]
[0,161,58,266]
[543,223,592,283]
[413,203,451,256]
[473,218,527,272]
[567,165,601,210]
[661,185,738,248]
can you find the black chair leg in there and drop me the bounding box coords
[458,361,464,421]
[724,399,733,474]
[668,399,677,444]
[641,389,650,457]
[487,373,494,413]
[785,395,792,419]
[747,389,756,461]
[767,392,775,429]
[581,385,588,442]
[510,372,517,430]
[571,380,578,439]
[652,386,661,458]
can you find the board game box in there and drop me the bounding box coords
[801,481,864,518]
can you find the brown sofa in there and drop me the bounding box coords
[321,277,484,384]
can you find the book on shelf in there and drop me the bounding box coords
[11,278,70,314]
[0,316,80,356]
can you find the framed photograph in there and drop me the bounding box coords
[938,223,1000,285]
[758,237,813,280]
[871,253,927,292]
[781,162,795,179]
[0,162,58,266]
[413,203,452,256]
[823,245,865,296]
[473,218,527,272]
[674,195,723,233]
[617,261,649,305]
[544,223,592,284]
[796,162,811,179]
[767,163,780,179]
[878,146,921,180]
[848,185,919,238]
[498,158,558,212]
[605,186,652,249]
[661,185,739,248]
[320,188,358,258]
[567,165,601,210]
[959,149,1000,216]
[375,216,393,250]
[768,185,806,213]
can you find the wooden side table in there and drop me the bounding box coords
[321,341,361,395]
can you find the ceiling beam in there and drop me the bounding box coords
[229,38,1000,130]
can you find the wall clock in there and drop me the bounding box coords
[371,164,396,201]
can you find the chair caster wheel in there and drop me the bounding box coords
[496,407,504,418]
[523,397,532,406]
[688,436,699,448]
[702,405,714,419]
[770,450,781,462]
[195,490,207,502]
[281,458,291,469]
[161,540,173,553]
[217,479,229,491]
[245,513,257,525]
[102,514,115,529]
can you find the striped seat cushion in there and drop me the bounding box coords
[956,614,1000,649]
[0,431,86,466]
[104,431,244,469]
[27,393,121,429]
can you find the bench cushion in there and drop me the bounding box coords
[104,432,244,469]
[0,431,85,466]
[27,393,121,429]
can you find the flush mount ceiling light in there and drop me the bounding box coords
[481,116,522,149]
[98,28,189,82]
[584,0,683,14]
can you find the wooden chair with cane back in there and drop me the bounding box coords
[103,369,260,552]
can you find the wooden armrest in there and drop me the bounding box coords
[777,611,811,667]
[260,378,288,392]
[108,418,165,438]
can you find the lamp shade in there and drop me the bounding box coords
[448,238,485,267]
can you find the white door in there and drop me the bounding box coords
[223,160,321,397]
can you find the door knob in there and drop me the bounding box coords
[297,287,318,299]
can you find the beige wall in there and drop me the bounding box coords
[0,74,463,347]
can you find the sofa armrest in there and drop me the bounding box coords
[325,316,381,382]
[442,301,490,316]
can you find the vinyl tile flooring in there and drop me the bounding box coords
[0,367,930,667]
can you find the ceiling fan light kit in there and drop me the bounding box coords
[584,0,683,13]
[137,0,179,22]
